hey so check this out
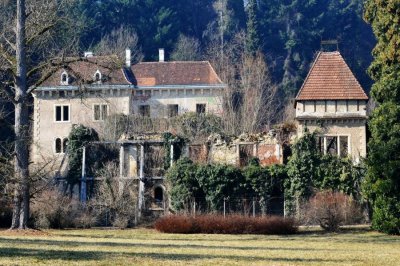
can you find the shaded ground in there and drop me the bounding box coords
[0,226,399,265]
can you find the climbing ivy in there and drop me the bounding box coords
[67,125,99,186]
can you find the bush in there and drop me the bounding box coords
[31,189,96,229]
[303,191,363,232]
[155,214,298,235]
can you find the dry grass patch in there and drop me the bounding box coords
[0,226,399,265]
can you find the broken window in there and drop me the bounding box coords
[94,104,108,121]
[318,135,350,157]
[239,144,254,167]
[167,104,179,117]
[339,136,349,158]
[139,105,150,117]
[55,105,70,122]
[326,136,338,156]
[196,104,206,114]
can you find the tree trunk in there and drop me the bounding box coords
[11,0,30,230]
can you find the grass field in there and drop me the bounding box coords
[0,226,399,265]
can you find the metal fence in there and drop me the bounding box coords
[174,197,285,217]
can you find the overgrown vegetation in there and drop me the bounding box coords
[363,0,400,235]
[155,214,297,235]
[285,131,365,216]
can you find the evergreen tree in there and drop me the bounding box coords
[245,0,261,55]
[363,0,400,235]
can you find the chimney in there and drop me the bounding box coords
[125,48,131,67]
[84,51,93,57]
[159,48,165,62]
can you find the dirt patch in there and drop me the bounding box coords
[0,229,50,237]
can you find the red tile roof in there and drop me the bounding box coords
[39,57,223,88]
[130,61,223,86]
[296,52,368,101]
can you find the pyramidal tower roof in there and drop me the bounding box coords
[296,51,368,101]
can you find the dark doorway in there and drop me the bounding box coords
[154,187,163,202]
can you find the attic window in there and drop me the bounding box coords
[61,71,69,85]
[94,70,102,83]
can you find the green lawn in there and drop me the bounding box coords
[0,227,399,265]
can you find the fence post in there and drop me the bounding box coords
[193,200,196,217]
[223,198,226,218]
[253,198,256,217]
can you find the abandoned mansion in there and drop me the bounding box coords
[31,48,369,214]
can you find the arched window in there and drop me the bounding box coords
[61,71,69,85]
[63,138,69,153]
[55,138,62,153]
[154,187,163,202]
[94,70,102,83]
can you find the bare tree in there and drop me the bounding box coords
[95,26,143,64]
[170,35,202,61]
[0,0,83,229]
[207,32,278,135]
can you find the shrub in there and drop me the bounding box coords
[155,214,297,235]
[31,189,96,229]
[303,191,363,232]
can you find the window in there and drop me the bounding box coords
[196,104,206,114]
[317,135,350,158]
[139,105,150,117]
[94,70,102,83]
[167,104,179,117]
[339,136,349,158]
[55,138,62,153]
[55,105,70,122]
[326,136,338,156]
[60,71,69,85]
[55,138,69,154]
[94,104,108,121]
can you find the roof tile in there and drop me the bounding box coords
[296,52,368,101]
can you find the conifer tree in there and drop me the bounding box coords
[364,0,400,235]
[245,0,261,55]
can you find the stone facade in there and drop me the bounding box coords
[32,51,225,166]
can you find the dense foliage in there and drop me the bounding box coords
[363,1,400,235]
[166,158,284,212]
[284,132,365,215]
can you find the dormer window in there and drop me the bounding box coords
[60,71,69,85]
[94,70,102,83]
